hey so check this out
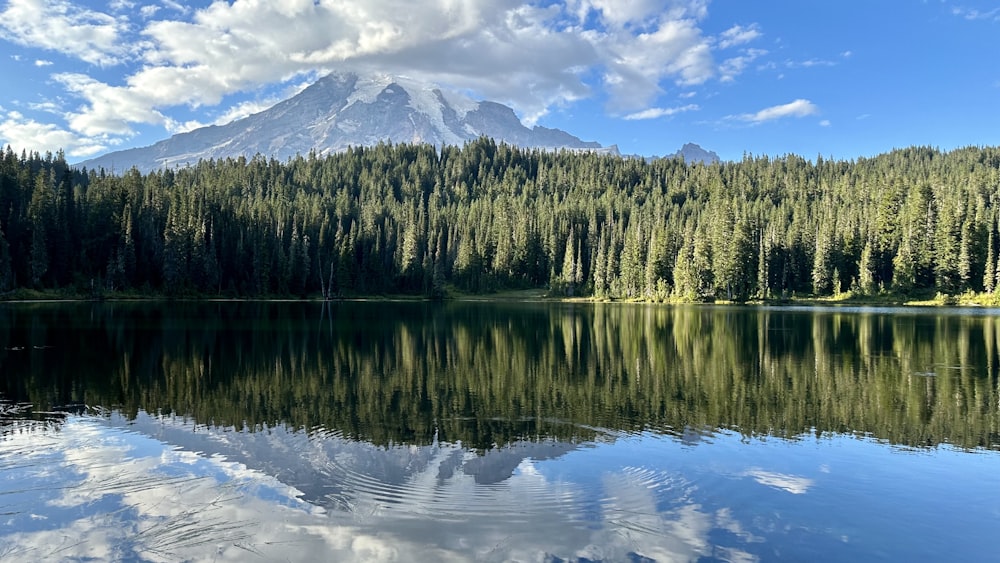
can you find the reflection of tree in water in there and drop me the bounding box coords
[0,399,71,437]
[0,302,997,450]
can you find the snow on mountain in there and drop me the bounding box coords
[77,72,607,174]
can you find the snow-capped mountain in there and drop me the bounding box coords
[77,72,607,173]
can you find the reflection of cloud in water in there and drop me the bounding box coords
[0,410,765,561]
[592,466,710,561]
[715,507,765,545]
[744,468,814,494]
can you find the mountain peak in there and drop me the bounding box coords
[77,72,603,173]
[673,143,720,164]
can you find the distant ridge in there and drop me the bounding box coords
[77,72,607,174]
[671,143,720,165]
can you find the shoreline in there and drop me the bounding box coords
[3,287,1000,308]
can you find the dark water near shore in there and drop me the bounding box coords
[1,301,998,561]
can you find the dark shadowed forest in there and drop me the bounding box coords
[1,139,999,301]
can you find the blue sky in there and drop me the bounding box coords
[0,0,997,162]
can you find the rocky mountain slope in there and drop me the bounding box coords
[78,72,607,173]
[672,142,720,165]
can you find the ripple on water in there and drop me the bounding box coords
[305,421,696,544]
[316,439,594,524]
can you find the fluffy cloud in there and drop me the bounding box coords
[0,0,768,151]
[0,0,131,66]
[55,72,166,136]
[0,111,107,157]
[583,1,717,112]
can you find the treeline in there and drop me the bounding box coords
[1,140,999,299]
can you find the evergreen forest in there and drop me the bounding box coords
[1,139,999,301]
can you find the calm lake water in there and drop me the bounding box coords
[1,301,998,562]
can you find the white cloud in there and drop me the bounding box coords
[159,0,191,16]
[819,119,831,127]
[624,103,699,120]
[209,100,273,127]
[736,99,819,124]
[162,117,206,134]
[596,12,717,112]
[27,101,60,114]
[951,6,1000,21]
[0,0,131,66]
[54,72,165,136]
[161,83,310,134]
[66,0,595,131]
[718,24,760,49]
[209,80,316,127]
[33,59,52,66]
[719,48,767,82]
[0,111,107,157]
[3,0,767,150]
[572,0,709,30]
[786,58,837,69]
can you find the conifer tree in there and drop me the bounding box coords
[0,228,12,292]
[985,227,996,293]
[560,227,578,296]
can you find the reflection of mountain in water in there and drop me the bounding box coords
[0,404,758,563]
[119,410,588,510]
[0,301,998,450]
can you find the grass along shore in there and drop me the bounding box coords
[6,284,1000,307]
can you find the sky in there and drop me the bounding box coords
[0,0,998,163]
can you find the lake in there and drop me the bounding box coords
[1,301,998,562]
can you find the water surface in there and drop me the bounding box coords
[1,302,998,561]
